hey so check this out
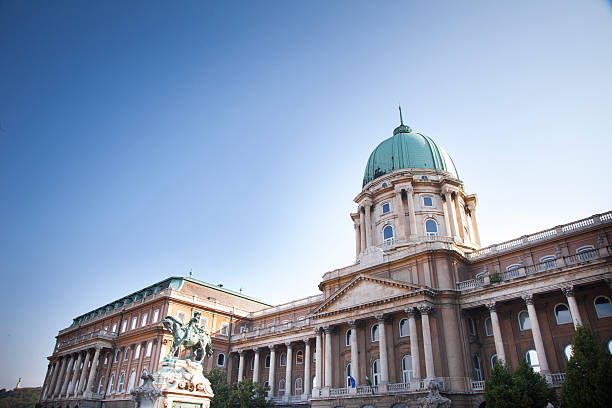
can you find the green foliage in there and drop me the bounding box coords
[484,361,556,408]
[489,273,502,284]
[561,326,612,408]
[207,369,271,408]
[512,360,557,408]
[484,362,515,408]
[0,387,41,408]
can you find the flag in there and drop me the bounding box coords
[349,376,356,388]
[365,376,373,387]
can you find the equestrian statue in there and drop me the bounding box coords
[161,311,213,362]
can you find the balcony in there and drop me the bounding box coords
[470,373,565,393]
[56,329,117,352]
[311,379,438,401]
[456,247,610,291]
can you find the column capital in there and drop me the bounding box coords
[302,338,311,345]
[522,293,535,305]
[375,314,387,323]
[285,341,293,348]
[404,307,418,317]
[268,345,276,352]
[561,285,575,297]
[418,305,434,315]
[353,220,360,229]
[238,350,245,356]
[253,347,261,353]
[348,320,358,329]
[322,326,333,334]
[360,198,373,208]
[486,302,497,312]
[314,327,323,335]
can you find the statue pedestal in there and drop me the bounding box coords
[153,357,214,408]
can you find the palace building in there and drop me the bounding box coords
[40,119,612,408]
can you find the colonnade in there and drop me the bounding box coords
[43,346,103,400]
[485,286,583,374]
[235,305,438,399]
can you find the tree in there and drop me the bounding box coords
[485,361,515,408]
[561,326,612,408]
[208,368,230,408]
[227,379,271,408]
[512,360,557,408]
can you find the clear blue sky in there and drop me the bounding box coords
[1,0,611,389]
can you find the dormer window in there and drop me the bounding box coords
[382,203,390,214]
[423,196,433,207]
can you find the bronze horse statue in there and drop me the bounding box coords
[161,311,213,362]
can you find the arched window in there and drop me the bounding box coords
[382,203,390,214]
[555,304,572,325]
[265,355,271,368]
[107,373,115,394]
[484,317,493,336]
[577,245,596,261]
[473,355,482,381]
[279,352,287,366]
[425,219,438,236]
[381,182,388,188]
[564,344,573,361]
[117,372,125,393]
[345,363,352,387]
[518,311,531,330]
[217,353,225,367]
[372,359,380,385]
[278,378,286,396]
[594,296,612,318]
[490,354,498,368]
[608,340,612,354]
[296,350,304,365]
[345,329,352,346]
[263,380,269,389]
[506,264,521,278]
[467,317,476,336]
[128,370,136,392]
[399,319,410,337]
[312,375,316,390]
[250,356,255,370]
[295,377,303,393]
[401,355,413,382]
[526,349,540,372]
[371,324,379,342]
[540,255,556,270]
[97,375,105,394]
[383,225,394,242]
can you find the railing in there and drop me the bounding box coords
[380,235,455,249]
[550,372,566,387]
[471,380,485,391]
[356,385,378,395]
[466,211,611,260]
[456,247,609,291]
[329,387,348,397]
[58,329,117,350]
[387,382,410,393]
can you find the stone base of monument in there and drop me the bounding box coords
[152,357,214,408]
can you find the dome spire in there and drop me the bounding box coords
[393,105,412,135]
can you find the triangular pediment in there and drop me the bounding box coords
[313,275,427,316]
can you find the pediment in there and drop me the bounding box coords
[313,275,427,316]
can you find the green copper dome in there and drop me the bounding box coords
[363,123,459,187]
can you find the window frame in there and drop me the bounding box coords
[484,317,493,337]
[594,296,612,318]
[518,310,531,331]
[425,218,438,236]
[216,353,226,367]
[554,303,572,325]
[131,316,138,330]
[526,349,540,372]
[345,329,351,347]
[423,196,434,207]
[372,359,380,385]
[265,355,271,368]
[401,355,413,383]
[141,313,148,327]
[371,324,379,342]
[399,318,410,338]
[473,355,482,381]
[220,322,229,336]
[145,342,152,357]
[296,350,304,365]
[117,371,126,393]
[294,377,303,393]
[467,317,477,336]
[382,202,391,214]
[152,309,160,323]
[383,225,394,242]
[177,312,186,324]
[345,362,352,387]
[490,354,498,368]
[279,352,287,367]
[564,344,573,361]
[107,373,115,394]
[123,348,129,361]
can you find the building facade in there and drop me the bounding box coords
[40,120,612,408]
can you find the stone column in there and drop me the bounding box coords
[135,342,146,387]
[467,201,481,246]
[303,339,311,396]
[359,211,366,253]
[268,346,276,397]
[419,306,435,378]
[284,343,293,399]
[363,200,373,248]
[237,351,245,382]
[376,316,389,384]
[324,327,332,387]
[354,220,362,257]
[60,354,75,397]
[405,187,418,237]
[77,350,92,395]
[253,348,261,383]
[454,194,466,242]
[42,363,55,399]
[562,286,583,328]
[47,360,60,399]
[314,329,322,390]
[395,188,407,240]
[52,356,67,397]
[523,294,550,373]
[152,338,162,372]
[443,189,460,241]
[67,351,83,396]
[406,309,421,379]
[348,321,359,385]
[85,347,102,395]
[487,303,506,363]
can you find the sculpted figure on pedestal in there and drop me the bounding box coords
[161,311,213,361]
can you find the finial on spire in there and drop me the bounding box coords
[399,105,404,126]
[189,268,192,278]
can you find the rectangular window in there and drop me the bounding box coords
[146,342,152,357]
[131,316,137,330]
[112,323,117,333]
[240,326,248,333]
[423,196,433,207]
[121,320,128,333]
[141,313,148,327]
[152,309,159,323]
[123,349,129,361]
[382,203,390,213]
[200,316,209,330]
[177,312,186,323]
[114,351,120,363]
[134,344,141,359]
[104,354,109,365]
[220,322,229,336]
